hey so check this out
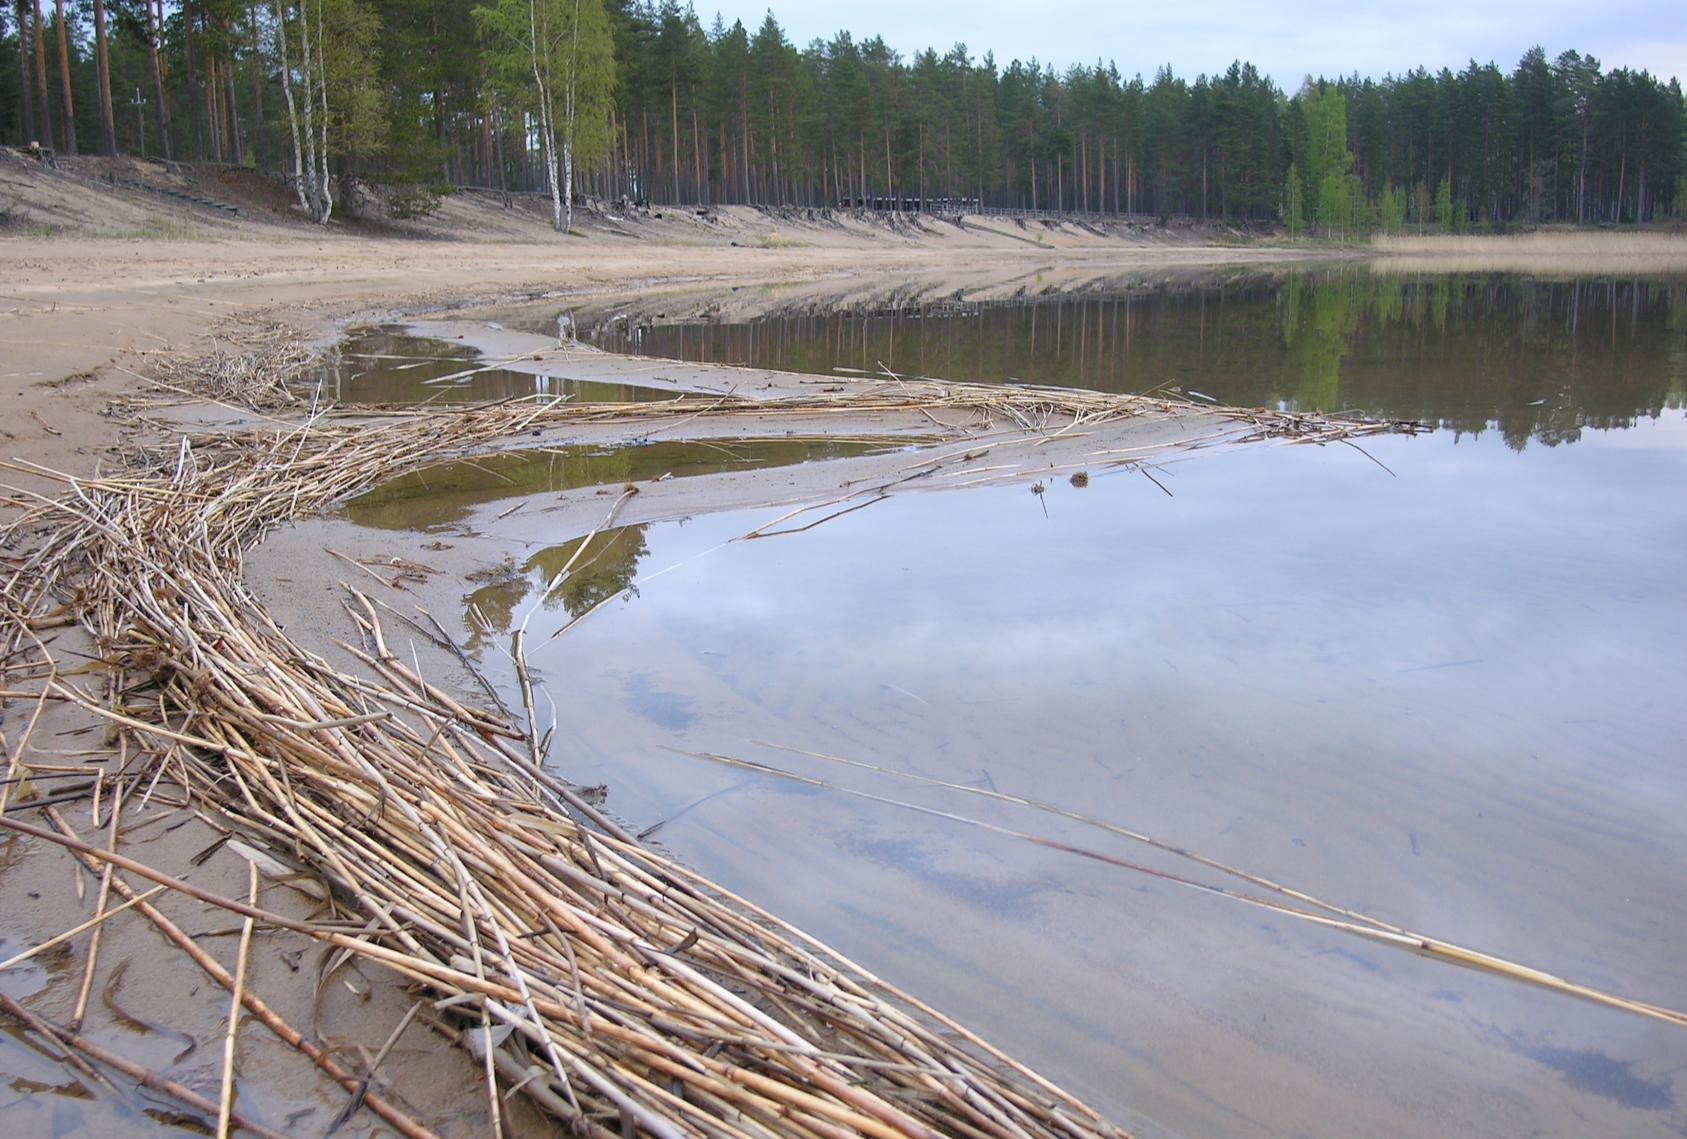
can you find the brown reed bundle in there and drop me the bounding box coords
[0,384,1417,1138]
[146,321,316,409]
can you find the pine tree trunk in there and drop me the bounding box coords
[883,123,891,205]
[226,54,244,165]
[92,0,116,155]
[207,55,223,161]
[1578,115,1589,225]
[1099,133,1107,214]
[148,0,171,159]
[917,123,924,207]
[692,100,702,204]
[52,0,74,154]
[669,77,679,205]
[14,0,35,146]
[185,0,204,160]
[249,5,266,170]
[30,0,52,150]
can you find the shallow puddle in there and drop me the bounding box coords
[1,952,152,1137]
[338,268,1687,1138]
[319,325,662,404]
[345,436,913,531]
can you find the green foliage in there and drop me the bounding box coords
[383,181,442,219]
[9,4,1679,225]
[1282,161,1304,236]
[474,0,615,167]
[320,0,383,159]
[1292,81,1356,237]
[1316,171,1349,238]
[1377,183,1404,233]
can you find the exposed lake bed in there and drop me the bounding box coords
[246,262,1687,1137]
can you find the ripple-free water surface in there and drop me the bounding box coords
[320,325,663,403]
[584,269,1686,443]
[363,270,1687,1138]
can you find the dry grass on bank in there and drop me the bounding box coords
[1369,229,1687,274]
[0,377,1418,1138]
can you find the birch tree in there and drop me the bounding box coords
[271,0,382,223]
[475,0,614,232]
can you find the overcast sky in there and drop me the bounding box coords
[694,0,1685,88]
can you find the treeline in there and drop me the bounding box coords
[2,0,1683,231]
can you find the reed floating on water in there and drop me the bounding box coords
[0,367,1422,1138]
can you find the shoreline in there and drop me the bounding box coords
[1,220,1682,1139]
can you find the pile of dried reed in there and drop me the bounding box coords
[147,321,315,409]
[0,384,1418,1137]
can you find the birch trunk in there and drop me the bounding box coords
[563,0,581,230]
[315,0,332,221]
[274,0,309,211]
[297,0,323,219]
[530,0,562,230]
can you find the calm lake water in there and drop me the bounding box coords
[359,268,1687,1138]
[585,270,1684,446]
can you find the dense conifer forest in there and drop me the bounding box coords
[2,0,1682,230]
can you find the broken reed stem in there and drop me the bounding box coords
[675,751,1687,1029]
[0,989,119,1092]
[70,778,124,1031]
[0,884,167,971]
[218,859,259,1139]
[757,742,1406,933]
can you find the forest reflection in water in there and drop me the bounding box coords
[333,266,1687,1139]
[586,270,1687,450]
[319,325,665,404]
